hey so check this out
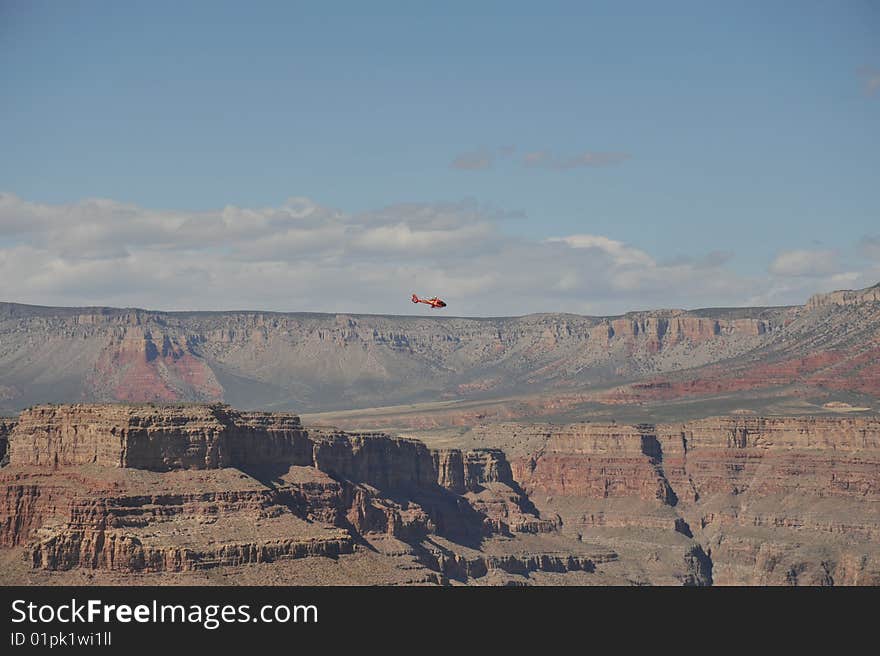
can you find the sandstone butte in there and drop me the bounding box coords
[0,403,877,586]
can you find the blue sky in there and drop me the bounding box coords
[1,1,878,315]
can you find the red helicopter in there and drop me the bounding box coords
[412,293,447,309]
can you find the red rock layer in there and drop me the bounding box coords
[0,404,546,574]
[513,417,879,501]
[508,416,880,584]
[86,328,223,403]
[604,346,880,402]
[512,425,675,503]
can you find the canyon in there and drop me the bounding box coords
[1,282,876,585]
[1,404,876,586]
[1,283,878,422]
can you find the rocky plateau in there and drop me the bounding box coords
[0,403,876,586]
[2,283,878,421]
[0,282,877,585]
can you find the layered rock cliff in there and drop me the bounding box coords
[8,404,505,489]
[505,417,880,585]
[0,300,790,413]
[3,283,879,420]
[0,418,14,465]
[0,404,590,583]
[806,282,880,309]
[1,405,877,585]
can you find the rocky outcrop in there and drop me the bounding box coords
[0,418,13,465]
[806,283,880,309]
[8,404,304,470]
[432,448,515,494]
[426,549,604,581]
[0,481,66,546]
[29,528,355,572]
[512,424,678,503]
[7,404,523,494]
[0,404,564,579]
[85,326,224,404]
[590,315,770,352]
[507,416,880,586]
[512,417,880,504]
[656,417,880,500]
[2,405,877,585]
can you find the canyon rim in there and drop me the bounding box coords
[1,283,878,586]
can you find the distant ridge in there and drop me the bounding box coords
[0,282,878,415]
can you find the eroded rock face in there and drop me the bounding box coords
[0,418,14,465]
[3,283,879,426]
[0,300,791,412]
[432,448,514,494]
[7,405,516,491]
[0,404,566,580]
[512,417,879,500]
[806,283,880,309]
[511,424,677,503]
[661,417,880,499]
[508,417,880,585]
[8,404,304,470]
[2,405,876,585]
[592,316,769,353]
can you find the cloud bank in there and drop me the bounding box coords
[769,249,839,277]
[0,192,876,316]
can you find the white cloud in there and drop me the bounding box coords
[352,222,493,253]
[769,249,838,277]
[0,192,876,315]
[546,234,654,267]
